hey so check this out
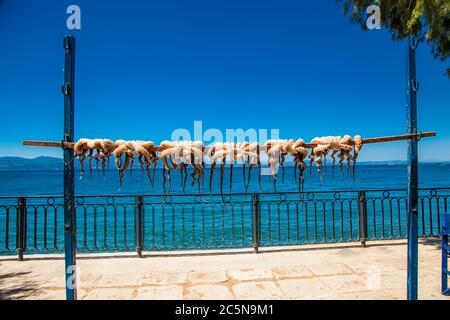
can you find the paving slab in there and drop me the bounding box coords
[82,288,136,300]
[187,271,228,284]
[135,285,183,300]
[92,273,143,288]
[232,281,285,300]
[227,268,273,282]
[272,265,314,280]
[185,284,234,300]
[338,290,394,300]
[320,274,372,293]
[307,262,354,277]
[277,278,336,300]
[141,271,188,286]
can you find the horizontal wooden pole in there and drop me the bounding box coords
[362,132,436,145]
[22,131,436,151]
[23,141,70,148]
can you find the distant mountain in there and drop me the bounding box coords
[358,160,407,166]
[358,160,450,166]
[0,156,64,171]
[0,156,448,171]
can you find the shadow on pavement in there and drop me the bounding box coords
[0,271,43,300]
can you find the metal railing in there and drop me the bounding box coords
[0,188,446,260]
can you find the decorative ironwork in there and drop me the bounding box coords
[0,188,446,258]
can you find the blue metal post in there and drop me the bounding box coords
[63,35,77,300]
[406,36,419,300]
[442,213,450,295]
[443,234,449,294]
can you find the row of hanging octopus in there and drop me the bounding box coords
[73,135,363,194]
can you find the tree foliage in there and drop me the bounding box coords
[336,0,449,76]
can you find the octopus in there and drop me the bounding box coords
[73,138,90,177]
[263,139,309,193]
[207,142,227,192]
[263,140,284,191]
[135,140,158,186]
[209,142,234,194]
[73,138,115,178]
[309,135,363,181]
[263,139,297,191]
[337,135,355,177]
[73,135,364,195]
[310,136,338,175]
[290,139,309,195]
[113,140,157,188]
[94,139,115,174]
[234,142,259,193]
[352,135,363,178]
[243,142,261,192]
[159,141,204,193]
[209,142,258,194]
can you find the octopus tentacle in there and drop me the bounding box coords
[179,163,183,192]
[352,135,363,181]
[280,153,286,184]
[257,144,262,191]
[209,161,216,193]
[220,155,226,195]
[74,139,90,179]
[229,160,234,194]
[245,156,251,193]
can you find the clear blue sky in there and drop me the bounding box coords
[0,0,448,161]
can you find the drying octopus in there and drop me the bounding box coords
[113,140,158,188]
[310,135,363,179]
[73,134,364,194]
[74,138,115,178]
[208,142,259,194]
[264,139,308,192]
[159,140,204,193]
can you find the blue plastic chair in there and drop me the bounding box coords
[442,212,450,295]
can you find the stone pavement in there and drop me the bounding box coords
[0,238,448,300]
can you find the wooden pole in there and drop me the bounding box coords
[22,131,436,151]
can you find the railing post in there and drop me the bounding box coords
[358,191,368,247]
[252,193,260,254]
[17,197,26,261]
[136,195,144,258]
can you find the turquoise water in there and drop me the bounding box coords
[1,164,450,196]
[0,164,449,254]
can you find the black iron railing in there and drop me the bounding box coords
[0,188,446,259]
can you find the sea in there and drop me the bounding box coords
[0,163,449,196]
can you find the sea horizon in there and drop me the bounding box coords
[1,163,449,197]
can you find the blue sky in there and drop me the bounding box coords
[0,0,448,161]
